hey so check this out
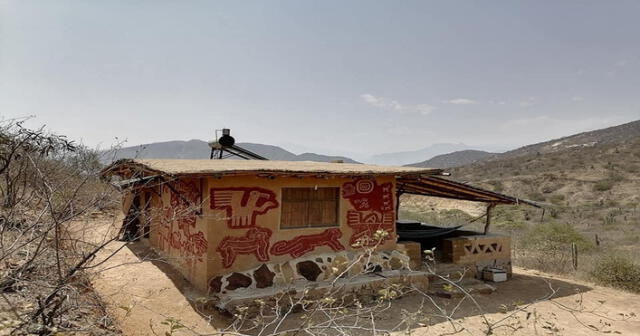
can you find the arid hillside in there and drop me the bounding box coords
[400,119,640,297]
[402,124,640,292]
[451,136,640,209]
[452,134,640,250]
[495,119,640,160]
[407,149,497,168]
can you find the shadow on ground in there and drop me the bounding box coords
[126,241,593,334]
[125,241,234,328]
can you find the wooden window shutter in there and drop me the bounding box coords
[281,187,339,229]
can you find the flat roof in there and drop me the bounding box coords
[101,159,443,177]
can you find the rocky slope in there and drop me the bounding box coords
[407,150,496,168]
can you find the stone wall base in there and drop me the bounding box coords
[214,269,430,314]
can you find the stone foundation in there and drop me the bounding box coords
[217,269,430,312]
[208,249,413,296]
[205,248,427,311]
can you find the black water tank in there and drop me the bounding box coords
[218,128,235,147]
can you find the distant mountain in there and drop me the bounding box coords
[407,150,496,168]
[497,119,640,160]
[368,143,472,166]
[101,140,359,164]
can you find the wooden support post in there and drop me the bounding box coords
[395,190,403,220]
[483,203,495,235]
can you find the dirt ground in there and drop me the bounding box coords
[88,216,640,336]
[88,216,225,336]
[413,269,640,335]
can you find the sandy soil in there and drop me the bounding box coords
[413,269,640,335]
[401,195,487,217]
[88,216,226,336]
[87,215,640,336]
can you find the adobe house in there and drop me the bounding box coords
[101,159,538,308]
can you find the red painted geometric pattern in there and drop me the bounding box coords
[342,179,396,247]
[342,179,393,212]
[346,210,395,247]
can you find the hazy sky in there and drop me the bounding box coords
[1,1,639,159]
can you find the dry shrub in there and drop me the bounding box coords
[593,179,614,192]
[517,222,592,273]
[0,120,120,335]
[589,254,640,293]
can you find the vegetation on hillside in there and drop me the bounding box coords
[589,253,640,293]
[402,136,640,292]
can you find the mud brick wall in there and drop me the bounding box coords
[442,234,511,274]
[143,174,401,292]
[397,241,422,269]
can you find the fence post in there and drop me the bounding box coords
[571,242,578,270]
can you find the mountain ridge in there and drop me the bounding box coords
[368,143,472,166]
[102,139,359,164]
[407,150,497,168]
[405,119,640,169]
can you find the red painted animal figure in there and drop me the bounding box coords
[346,210,395,247]
[182,231,208,261]
[216,227,272,268]
[167,180,202,228]
[169,180,201,208]
[342,179,394,213]
[271,228,345,258]
[210,187,279,228]
[161,182,209,261]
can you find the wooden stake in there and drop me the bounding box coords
[395,190,402,220]
[571,243,578,271]
[483,203,495,235]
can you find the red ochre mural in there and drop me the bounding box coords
[342,179,394,212]
[217,227,272,268]
[342,179,395,247]
[346,211,395,246]
[271,228,345,258]
[158,180,208,264]
[212,180,396,268]
[210,187,279,228]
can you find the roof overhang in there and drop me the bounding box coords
[100,158,443,179]
[397,175,542,208]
